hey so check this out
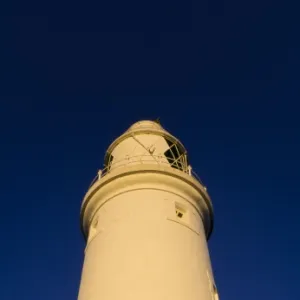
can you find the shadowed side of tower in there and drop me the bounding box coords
[78,120,219,300]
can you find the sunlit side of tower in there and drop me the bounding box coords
[78,120,219,300]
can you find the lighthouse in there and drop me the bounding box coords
[78,120,219,300]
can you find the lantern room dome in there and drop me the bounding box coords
[103,119,189,175]
[128,120,162,131]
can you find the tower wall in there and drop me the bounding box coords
[78,168,216,300]
[78,120,218,300]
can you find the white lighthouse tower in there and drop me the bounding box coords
[78,120,219,300]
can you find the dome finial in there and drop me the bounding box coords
[154,117,161,124]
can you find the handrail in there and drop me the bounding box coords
[104,154,188,173]
[88,154,205,189]
[191,170,206,190]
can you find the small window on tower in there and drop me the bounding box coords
[175,203,186,219]
[176,210,183,218]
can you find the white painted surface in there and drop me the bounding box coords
[78,121,218,300]
[109,134,171,170]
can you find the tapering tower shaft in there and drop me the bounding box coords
[78,120,219,300]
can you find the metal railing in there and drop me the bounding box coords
[88,154,205,189]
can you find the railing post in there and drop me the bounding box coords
[188,165,192,176]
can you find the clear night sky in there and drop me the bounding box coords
[1,2,299,299]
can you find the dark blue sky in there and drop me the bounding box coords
[1,1,300,299]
